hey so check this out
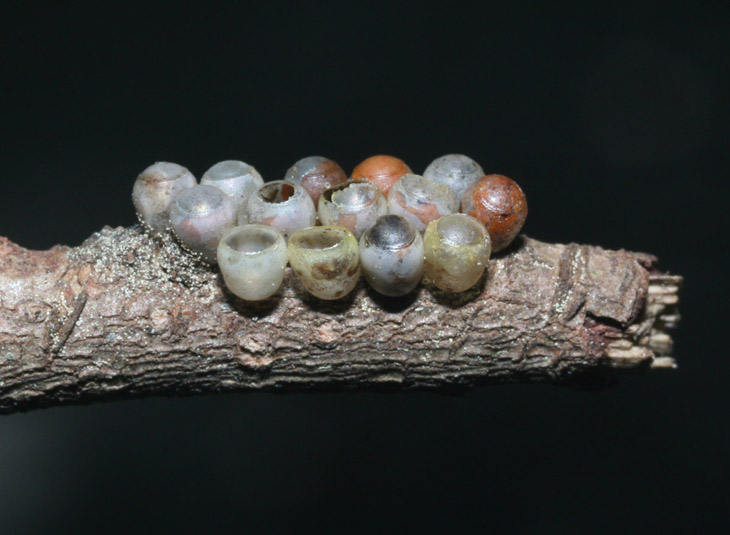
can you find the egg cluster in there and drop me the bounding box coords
[132,155,527,301]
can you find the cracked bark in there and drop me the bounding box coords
[0,226,681,414]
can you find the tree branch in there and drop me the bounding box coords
[0,226,681,414]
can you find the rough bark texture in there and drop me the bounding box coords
[0,226,681,414]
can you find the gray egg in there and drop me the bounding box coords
[132,162,197,235]
[423,154,484,207]
[318,180,387,239]
[169,185,236,263]
[245,181,316,239]
[200,160,264,215]
[359,215,424,297]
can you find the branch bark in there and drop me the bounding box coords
[0,226,681,414]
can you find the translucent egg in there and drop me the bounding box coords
[132,162,197,235]
[200,160,263,215]
[284,156,348,205]
[245,181,317,239]
[423,154,484,206]
[387,174,456,232]
[170,185,236,263]
[423,214,491,292]
[318,180,387,239]
[217,224,288,301]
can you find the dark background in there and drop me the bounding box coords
[1,1,728,533]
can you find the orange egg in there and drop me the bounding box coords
[351,155,411,195]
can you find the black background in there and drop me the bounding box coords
[1,2,728,533]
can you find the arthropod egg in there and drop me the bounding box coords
[245,181,317,239]
[200,160,263,216]
[351,155,411,196]
[387,174,456,232]
[169,185,236,263]
[461,174,527,252]
[284,156,348,205]
[217,224,288,301]
[288,226,360,300]
[359,215,424,297]
[318,180,387,239]
[132,162,197,234]
[423,154,484,206]
[423,214,491,293]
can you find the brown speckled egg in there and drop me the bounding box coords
[351,155,411,195]
[460,174,527,252]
